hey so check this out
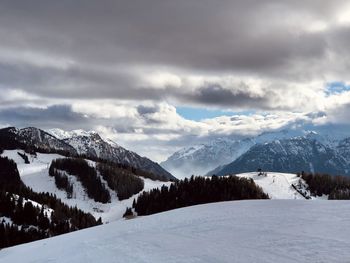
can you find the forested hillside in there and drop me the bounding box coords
[300,172,350,199]
[124,175,268,217]
[0,156,100,249]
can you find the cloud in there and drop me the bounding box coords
[0,1,349,100]
[137,105,159,116]
[1,1,350,161]
[0,105,87,129]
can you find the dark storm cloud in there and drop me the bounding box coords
[137,105,159,116]
[0,0,347,106]
[0,105,87,129]
[188,84,270,108]
[0,0,333,72]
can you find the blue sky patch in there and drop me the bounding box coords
[176,106,254,121]
[326,81,350,95]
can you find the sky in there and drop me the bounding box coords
[1,0,350,162]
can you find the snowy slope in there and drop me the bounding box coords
[1,150,171,223]
[1,200,350,263]
[235,172,313,199]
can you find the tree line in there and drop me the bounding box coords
[97,163,144,200]
[124,175,269,217]
[0,156,100,249]
[50,158,111,203]
[300,172,350,199]
[85,155,172,182]
[48,168,74,199]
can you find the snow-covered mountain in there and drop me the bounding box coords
[0,127,77,155]
[162,129,324,178]
[215,136,350,176]
[161,137,255,179]
[1,149,171,222]
[0,126,174,180]
[337,137,350,163]
[2,199,350,263]
[48,128,175,180]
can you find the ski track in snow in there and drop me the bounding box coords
[235,172,307,199]
[235,172,328,200]
[1,200,350,263]
[1,150,171,223]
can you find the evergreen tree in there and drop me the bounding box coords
[125,175,269,217]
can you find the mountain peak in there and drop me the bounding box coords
[47,127,175,180]
[0,126,175,180]
[215,136,349,176]
[48,128,99,140]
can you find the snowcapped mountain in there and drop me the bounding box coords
[337,137,350,163]
[215,136,349,176]
[1,149,171,222]
[0,126,175,180]
[162,129,324,178]
[48,128,176,180]
[161,137,255,179]
[2,199,350,263]
[0,127,77,155]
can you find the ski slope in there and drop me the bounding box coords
[1,150,171,222]
[1,200,350,263]
[235,172,312,199]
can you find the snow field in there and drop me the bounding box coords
[235,172,308,199]
[1,200,350,263]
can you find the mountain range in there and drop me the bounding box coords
[216,136,349,176]
[162,129,350,178]
[0,126,175,180]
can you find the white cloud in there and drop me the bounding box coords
[71,101,138,119]
[335,3,350,26]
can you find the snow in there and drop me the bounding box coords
[0,217,13,225]
[235,172,310,199]
[162,138,255,179]
[1,150,172,223]
[47,128,96,140]
[177,144,205,157]
[1,200,350,263]
[11,194,54,218]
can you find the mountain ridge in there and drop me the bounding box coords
[215,136,350,176]
[0,126,175,180]
[48,128,175,180]
[163,129,350,178]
